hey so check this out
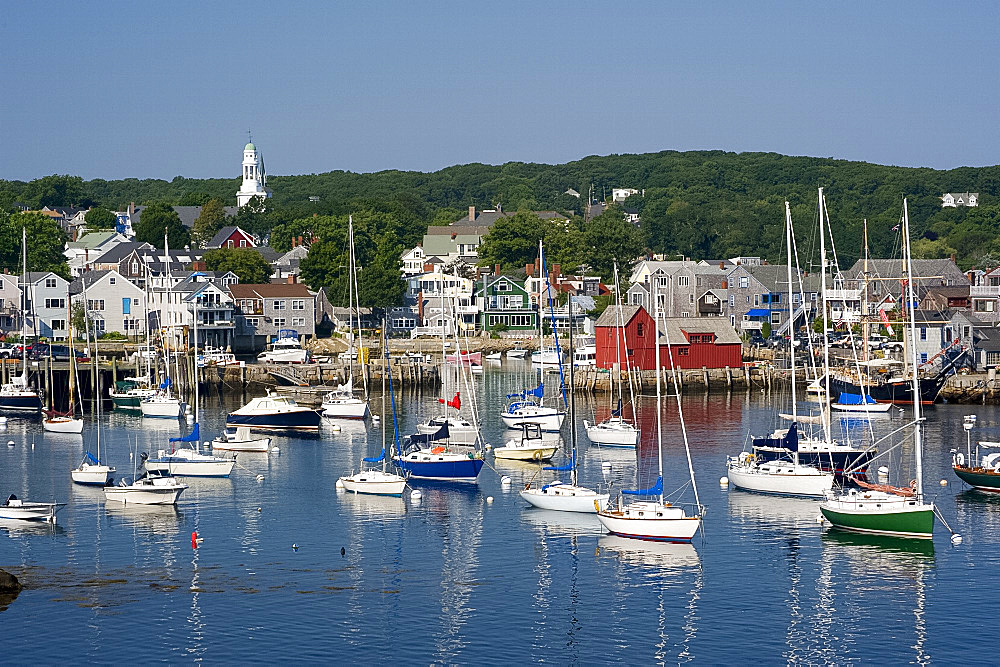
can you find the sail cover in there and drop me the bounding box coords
[544,450,576,472]
[363,448,385,463]
[409,422,450,447]
[836,392,877,405]
[623,475,663,496]
[751,422,798,452]
[84,451,100,465]
[169,423,200,443]
[612,399,623,417]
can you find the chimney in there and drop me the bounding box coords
[951,253,957,264]
[469,206,476,222]
[719,262,725,270]
[553,263,561,278]
[494,264,500,276]
[291,237,296,248]
[418,292,424,321]
[128,201,135,216]
[526,263,533,277]
[451,233,457,240]
[287,275,296,284]
[298,236,303,247]
[721,279,728,289]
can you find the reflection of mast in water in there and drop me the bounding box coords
[432,490,483,664]
[782,537,805,663]
[677,556,702,664]
[186,503,206,659]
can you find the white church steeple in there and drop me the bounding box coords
[236,134,272,207]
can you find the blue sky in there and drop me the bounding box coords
[1,1,995,180]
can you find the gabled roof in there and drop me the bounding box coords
[229,283,313,299]
[25,271,64,284]
[659,318,742,345]
[92,241,156,264]
[66,231,123,250]
[208,226,254,248]
[843,258,968,283]
[595,304,642,328]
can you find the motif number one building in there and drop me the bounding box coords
[236,140,272,207]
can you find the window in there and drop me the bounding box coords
[729,295,734,307]
[754,295,760,306]
[131,261,139,274]
[44,298,65,309]
[109,277,116,285]
[964,326,972,338]
[133,298,139,305]
[793,293,800,305]
[87,299,105,311]
[689,294,695,304]
[811,293,818,301]
[45,278,56,288]
[93,319,105,334]
[677,276,690,287]
[678,348,690,356]
[975,299,996,313]
[681,311,690,317]
[637,322,644,336]
[240,240,247,248]
[920,352,928,363]
[273,300,286,311]
[771,312,782,325]
[124,318,140,331]
[291,300,305,311]
[920,327,927,341]
[495,281,510,292]
[291,317,305,326]
[273,318,286,328]
[51,319,65,331]
[739,277,749,289]
[245,317,260,327]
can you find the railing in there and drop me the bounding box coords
[825,289,862,301]
[410,325,452,338]
[970,285,1000,298]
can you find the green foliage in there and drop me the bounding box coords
[587,293,614,318]
[98,331,127,340]
[584,205,645,277]
[192,199,228,247]
[0,212,70,279]
[21,175,91,208]
[133,202,190,249]
[761,321,772,339]
[227,196,269,236]
[84,207,117,230]
[477,211,546,271]
[71,303,86,338]
[203,248,272,284]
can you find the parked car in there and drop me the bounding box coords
[747,331,766,347]
[0,343,18,358]
[882,340,905,352]
[28,343,90,362]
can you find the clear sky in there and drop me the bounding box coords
[1,1,996,181]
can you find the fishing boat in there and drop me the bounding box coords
[339,323,407,496]
[572,335,596,367]
[258,334,309,364]
[727,202,835,498]
[211,426,271,453]
[951,414,1000,491]
[494,422,558,461]
[0,494,65,522]
[820,197,937,539]
[521,302,610,512]
[198,346,243,367]
[227,391,321,432]
[104,466,188,505]
[831,392,894,413]
[0,230,42,416]
[597,287,703,542]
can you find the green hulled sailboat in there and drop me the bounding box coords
[819,196,935,539]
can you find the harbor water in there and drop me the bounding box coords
[0,363,994,663]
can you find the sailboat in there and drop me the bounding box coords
[0,228,42,415]
[727,202,834,497]
[584,262,639,448]
[146,296,235,477]
[140,230,184,419]
[338,321,407,496]
[596,287,703,542]
[500,241,566,432]
[322,215,370,420]
[819,199,936,539]
[44,291,84,433]
[521,295,610,512]
[71,305,116,485]
[111,268,156,409]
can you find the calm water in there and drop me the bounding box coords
[0,363,995,663]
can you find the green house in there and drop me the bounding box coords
[477,275,537,332]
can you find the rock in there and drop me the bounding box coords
[0,570,21,594]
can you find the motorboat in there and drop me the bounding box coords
[572,335,596,367]
[506,347,528,359]
[494,422,558,462]
[0,494,65,522]
[211,426,271,453]
[104,468,188,505]
[227,391,321,432]
[258,336,309,364]
[500,397,565,432]
[584,416,639,448]
[485,352,502,362]
[321,376,369,420]
[198,346,244,367]
[0,374,42,415]
[145,431,236,477]
[42,415,84,434]
[71,452,116,486]
[531,346,564,367]
[446,351,482,366]
[110,377,157,410]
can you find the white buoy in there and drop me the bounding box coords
[410,489,422,500]
[255,474,265,482]
[877,466,890,484]
[940,479,948,487]
[602,461,613,473]
[330,424,342,432]
[720,476,729,487]
[335,478,345,489]
[292,543,299,550]
[952,533,963,545]
[271,446,280,453]
[372,415,380,422]
[6,440,13,448]
[486,496,494,504]
[257,507,262,512]
[185,405,193,414]
[500,475,512,486]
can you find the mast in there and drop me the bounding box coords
[349,217,368,401]
[785,202,797,421]
[568,286,577,487]
[902,198,925,499]
[66,293,76,416]
[653,280,664,504]
[20,228,27,384]
[818,188,832,444]
[862,219,870,365]
[537,239,545,407]
[193,285,199,428]
[381,317,387,474]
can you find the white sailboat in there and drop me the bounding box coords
[494,422,558,461]
[727,202,834,498]
[0,229,43,415]
[597,288,703,542]
[521,297,610,512]
[339,321,406,496]
[141,230,184,419]
[585,262,638,448]
[71,306,116,485]
[323,216,370,420]
[44,291,84,433]
[211,426,271,453]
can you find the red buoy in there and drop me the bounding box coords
[191,531,198,549]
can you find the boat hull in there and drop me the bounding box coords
[0,394,43,414]
[145,460,235,477]
[584,420,639,447]
[0,502,64,521]
[829,373,947,405]
[953,466,1000,492]
[597,504,702,542]
[520,486,609,513]
[340,472,406,496]
[726,463,834,498]
[754,447,876,481]
[819,496,934,538]
[43,417,84,433]
[71,464,115,486]
[104,485,186,505]
[226,410,320,432]
[211,436,271,452]
[321,400,369,420]
[494,446,557,462]
[258,350,308,364]
[140,398,184,418]
[500,408,565,432]
[394,453,484,481]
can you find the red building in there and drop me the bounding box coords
[595,305,743,370]
[208,225,256,249]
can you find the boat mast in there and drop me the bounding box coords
[537,239,545,408]
[20,228,27,385]
[349,215,368,400]
[567,285,577,487]
[902,198,924,499]
[653,280,664,504]
[66,293,76,417]
[818,188,832,444]
[193,286,199,429]
[381,317,387,474]
[347,215,354,388]
[862,219,870,365]
[785,202,797,421]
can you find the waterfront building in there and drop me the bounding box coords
[230,283,315,351]
[69,270,148,339]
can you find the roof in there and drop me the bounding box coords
[659,318,743,345]
[25,271,63,284]
[207,226,254,248]
[426,225,491,236]
[595,304,642,328]
[451,210,566,228]
[92,241,156,264]
[276,245,309,264]
[843,258,968,283]
[66,231,121,249]
[923,285,971,298]
[228,283,313,299]
[253,245,281,263]
[245,142,256,151]
[132,205,238,229]
[976,327,1000,352]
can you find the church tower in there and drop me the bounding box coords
[236,138,272,207]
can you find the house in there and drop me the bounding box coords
[207,226,256,250]
[594,305,742,370]
[911,310,957,368]
[229,283,316,351]
[477,275,537,333]
[24,272,70,340]
[726,264,794,333]
[401,246,426,276]
[973,327,1000,369]
[968,266,1000,323]
[842,258,969,293]
[64,230,130,276]
[387,305,420,337]
[149,272,238,349]
[41,206,89,234]
[941,192,979,207]
[0,274,23,335]
[271,245,309,282]
[920,286,971,312]
[69,270,147,339]
[404,270,478,336]
[90,242,204,288]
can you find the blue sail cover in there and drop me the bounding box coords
[84,451,100,465]
[409,422,450,447]
[612,399,623,417]
[623,475,663,496]
[363,448,385,463]
[544,450,576,472]
[751,422,798,452]
[837,392,878,405]
[159,377,172,389]
[169,423,200,443]
[507,383,544,401]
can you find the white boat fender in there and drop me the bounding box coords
[500,476,511,486]
[602,461,612,473]
[271,446,280,454]
[816,515,826,524]
[410,489,422,500]
[292,543,299,550]
[331,424,342,432]
[720,476,729,487]
[486,496,494,504]
[952,533,963,545]
[257,507,262,512]
[335,478,345,490]
[5,440,12,448]
[484,443,492,451]
[256,474,265,482]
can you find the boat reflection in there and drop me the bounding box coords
[339,490,407,520]
[104,504,184,534]
[727,490,822,529]
[598,535,700,569]
[0,518,64,537]
[521,508,603,537]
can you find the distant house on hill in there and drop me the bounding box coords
[207,226,256,249]
[942,192,979,207]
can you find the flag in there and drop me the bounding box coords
[438,392,460,410]
[879,309,894,336]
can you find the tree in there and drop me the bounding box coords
[584,206,644,278]
[0,211,70,279]
[477,211,545,271]
[84,207,117,230]
[227,196,269,236]
[71,303,87,339]
[133,202,190,249]
[191,199,228,247]
[203,248,272,284]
